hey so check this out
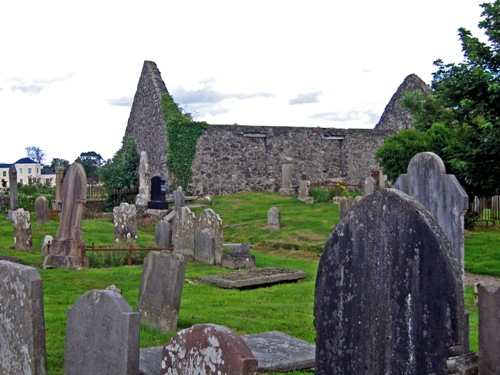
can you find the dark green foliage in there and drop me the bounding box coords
[161,93,208,191]
[75,151,104,180]
[49,158,70,171]
[17,179,55,212]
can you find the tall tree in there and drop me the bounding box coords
[75,151,104,180]
[377,1,500,197]
[48,158,70,171]
[25,146,45,164]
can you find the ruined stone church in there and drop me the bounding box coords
[124,61,429,195]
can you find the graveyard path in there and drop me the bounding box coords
[464,272,500,286]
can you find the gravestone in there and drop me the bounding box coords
[338,197,348,219]
[113,202,137,245]
[161,324,258,375]
[64,289,140,375]
[478,284,500,374]
[42,235,53,256]
[148,176,168,210]
[298,180,313,204]
[278,157,295,196]
[268,207,281,230]
[0,261,47,375]
[393,152,468,278]
[194,228,216,265]
[7,165,19,220]
[174,186,185,211]
[135,151,151,207]
[47,162,87,269]
[52,165,64,210]
[172,206,196,260]
[221,243,256,269]
[154,220,172,249]
[12,208,33,251]
[315,188,465,374]
[196,208,224,265]
[35,196,50,225]
[363,176,376,196]
[137,251,185,333]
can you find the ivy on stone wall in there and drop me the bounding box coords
[161,93,208,191]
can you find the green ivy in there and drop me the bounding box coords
[161,93,208,191]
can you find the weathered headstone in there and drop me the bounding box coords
[155,220,172,249]
[42,235,53,256]
[137,251,185,333]
[268,207,281,230]
[338,196,348,219]
[0,261,47,375]
[47,162,87,269]
[363,176,376,196]
[315,188,465,374]
[174,186,185,212]
[194,228,216,265]
[135,151,151,207]
[394,152,468,277]
[172,206,196,260]
[221,243,256,269]
[162,324,258,375]
[35,195,50,225]
[278,157,295,196]
[298,180,313,204]
[64,289,140,375]
[113,202,137,245]
[7,165,19,220]
[52,165,64,210]
[196,208,224,265]
[148,176,168,210]
[12,208,33,251]
[478,284,500,375]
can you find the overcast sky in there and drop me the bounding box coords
[0,1,486,164]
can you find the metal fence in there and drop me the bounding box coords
[86,185,138,212]
[471,195,500,225]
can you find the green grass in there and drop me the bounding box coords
[0,191,498,374]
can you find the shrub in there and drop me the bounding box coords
[310,188,334,203]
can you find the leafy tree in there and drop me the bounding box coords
[75,151,104,181]
[99,138,139,191]
[377,1,500,196]
[25,146,45,164]
[48,158,70,171]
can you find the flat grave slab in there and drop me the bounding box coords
[197,267,307,289]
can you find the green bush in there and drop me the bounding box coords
[310,188,333,203]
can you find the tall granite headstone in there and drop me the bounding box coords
[47,162,87,269]
[137,251,185,333]
[196,208,224,265]
[148,176,168,210]
[315,188,465,374]
[7,165,19,220]
[0,261,47,375]
[172,206,196,260]
[12,208,33,251]
[135,151,151,207]
[113,202,137,245]
[35,195,50,225]
[162,324,258,375]
[174,186,185,211]
[52,166,64,210]
[64,289,140,375]
[154,220,172,249]
[394,152,468,277]
[278,157,294,196]
[478,284,500,375]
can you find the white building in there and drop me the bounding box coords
[0,158,56,188]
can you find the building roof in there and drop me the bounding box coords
[14,157,37,164]
[41,169,55,175]
[0,163,11,168]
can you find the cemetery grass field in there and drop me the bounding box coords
[1,191,499,375]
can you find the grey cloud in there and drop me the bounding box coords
[107,97,134,107]
[289,91,322,105]
[312,110,380,124]
[173,86,274,105]
[11,84,44,94]
[9,73,75,95]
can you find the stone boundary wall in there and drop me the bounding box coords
[189,125,395,195]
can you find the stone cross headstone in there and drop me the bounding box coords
[154,220,172,249]
[278,157,295,196]
[148,176,168,210]
[315,188,465,374]
[172,206,196,260]
[12,208,33,251]
[137,251,186,333]
[135,151,151,207]
[194,228,216,265]
[0,261,47,375]
[268,207,281,230]
[478,284,500,375]
[35,196,50,225]
[7,165,19,220]
[196,208,224,265]
[47,162,87,269]
[162,324,258,375]
[393,152,468,278]
[64,289,140,375]
[221,243,256,269]
[363,176,376,196]
[174,186,185,212]
[52,165,64,210]
[298,180,314,204]
[113,202,137,245]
